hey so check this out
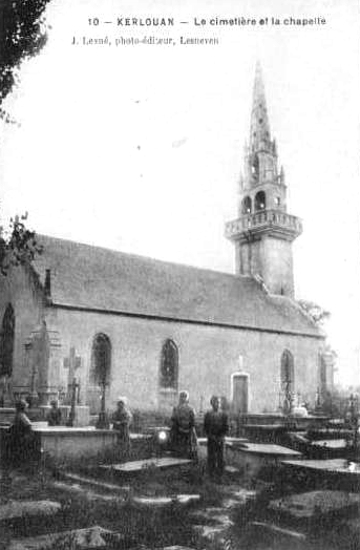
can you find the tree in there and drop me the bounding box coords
[0,213,43,275]
[0,1,50,269]
[0,0,51,119]
[297,299,331,326]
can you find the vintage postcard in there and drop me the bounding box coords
[0,0,359,549]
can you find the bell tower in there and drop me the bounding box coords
[225,63,302,298]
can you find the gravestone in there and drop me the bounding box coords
[66,376,89,427]
[63,348,89,427]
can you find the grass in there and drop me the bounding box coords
[2,458,359,550]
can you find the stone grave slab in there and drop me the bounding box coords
[281,458,360,490]
[282,458,360,475]
[30,425,118,461]
[133,494,200,507]
[269,490,360,519]
[8,525,123,549]
[250,521,307,543]
[240,443,302,455]
[50,480,127,503]
[100,456,191,474]
[0,500,61,522]
[227,442,302,477]
[61,471,130,495]
[309,439,347,449]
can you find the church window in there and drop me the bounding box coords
[0,304,15,377]
[281,350,295,397]
[160,339,178,389]
[275,196,281,207]
[255,190,266,211]
[91,333,111,387]
[242,196,252,214]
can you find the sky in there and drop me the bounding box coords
[0,0,359,386]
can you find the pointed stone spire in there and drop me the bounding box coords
[249,61,271,153]
[226,63,302,297]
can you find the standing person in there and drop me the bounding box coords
[204,395,229,481]
[46,400,62,426]
[8,399,34,464]
[111,397,132,458]
[170,390,197,459]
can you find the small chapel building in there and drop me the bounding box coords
[0,64,328,416]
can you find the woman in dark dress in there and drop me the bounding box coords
[8,399,34,464]
[111,397,132,458]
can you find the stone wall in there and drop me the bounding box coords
[45,306,322,416]
[0,265,323,416]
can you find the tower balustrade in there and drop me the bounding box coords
[225,209,302,240]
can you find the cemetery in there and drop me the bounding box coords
[0,389,359,550]
[0,32,358,549]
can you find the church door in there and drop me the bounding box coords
[232,373,249,414]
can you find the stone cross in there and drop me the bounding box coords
[67,377,80,427]
[64,347,81,401]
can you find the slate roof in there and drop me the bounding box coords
[31,235,321,338]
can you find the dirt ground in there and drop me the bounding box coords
[0,460,359,550]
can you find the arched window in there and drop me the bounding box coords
[281,350,294,396]
[255,190,266,211]
[242,196,252,214]
[91,333,111,386]
[160,339,178,389]
[0,304,15,377]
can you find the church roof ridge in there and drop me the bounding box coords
[30,234,321,338]
[34,233,258,282]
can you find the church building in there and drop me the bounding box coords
[0,65,327,417]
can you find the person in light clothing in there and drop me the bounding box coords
[170,390,197,459]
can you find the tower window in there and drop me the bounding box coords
[255,190,266,211]
[251,154,259,179]
[242,196,252,214]
[160,339,178,389]
[275,196,281,207]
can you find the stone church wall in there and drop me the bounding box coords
[45,306,322,416]
[0,266,323,415]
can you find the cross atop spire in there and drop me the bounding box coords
[249,61,271,154]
